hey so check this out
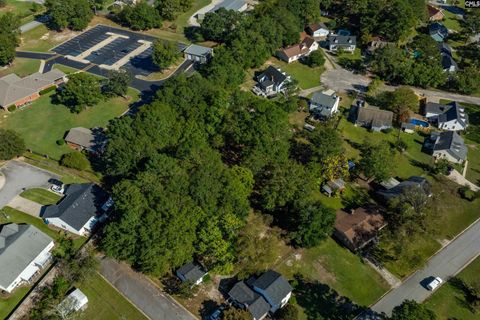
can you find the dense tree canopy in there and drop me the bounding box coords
[118,1,162,30]
[102,70,131,98]
[360,141,394,182]
[45,0,93,31]
[390,300,437,320]
[0,13,20,66]
[0,129,25,160]
[152,40,180,70]
[155,0,193,20]
[57,73,102,112]
[293,200,336,247]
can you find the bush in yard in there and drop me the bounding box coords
[396,139,408,152]
[391,300,437,320]
[0,129,25,160]
[275,304,299,320]
[7,105,16,112]
[56,139,65,146]
[223,307,251,320]
[60,152,90,170]
[305,50,325,68]
[458,186,477,201]
[432,159,450,175]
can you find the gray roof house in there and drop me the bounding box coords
[377,176,432,202]
[355,105,393,131]
[212,0,248,12]
[183,44,213,64]
[228,281,271,320]
[310,90,340,119]
[176,262,207,286]
[327,35,356,53]
[253,66,291,97]
[424,101,468,131]
[438,43,457,72]
[0,70,65,109]
[0,223,54,293]
[42,184,110,236]
[252,270,293,313]
[425,131,468,164]
[65,127,106,153]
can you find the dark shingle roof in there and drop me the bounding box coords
[42,184,108,231]
[328,35,357,46]
[356,106,393,129]
[426,101,468,127]
[441,54,457,70]
[256,66,288,87]
[377,176,431,201]
[252,270,292,307]
[177,262,206,283]
[228,281,270,320]
[433,131,468,161]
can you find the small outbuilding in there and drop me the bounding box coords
[183,44,213,64]
[59,288,88,313]
[176,262,207,286]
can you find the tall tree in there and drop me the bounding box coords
[57,72,102,112]
[102,70,131,98]
[0,13,20,66]
[45,0,93,31]
[293,200,336,248]
[359,141,394,182]
[0,129,25,160]
[118,1,162,30]
[390,300,437,320]
[152,40,180,70]
[155,0,193,20]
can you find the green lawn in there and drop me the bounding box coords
[425,256,480,320]
[0,58,40,78]
[0,0,43,20]
[78,272,148,320]
[269,57,324,90]
[20,188,62,205]
[0,89,138,160]
[0,286,30,320]
[277,238,390,308]
[442,10,462,32]
[19,24,67,52]
[51,64,79,75]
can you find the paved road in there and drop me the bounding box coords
[371,219,480,316]
[320,62,480,106]
[0,160,58,209]
[19,14,48,34]
[100,257,197,320]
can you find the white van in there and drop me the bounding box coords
[426,277,443,291]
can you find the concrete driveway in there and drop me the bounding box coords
[100,257,197,320]
[371,219,480,316]
[0,161,59,209]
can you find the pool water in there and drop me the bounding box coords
[410,118,430,127]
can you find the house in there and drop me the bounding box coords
[327,35,356,53]
[252,270,293,313]
[0,223,54,293]
[354,105,393,131]
[253,66,291,97]
[334,207,387,251]
[377,176,432,202]
[183,44,213,64]
[322,178,346,197]
[42,184,110,236]
[276,36,319,63]
[427,5,445,21]
[228,281,270,320]
[309,90,340,119]
[306,23,329,39]
[0,69,66,110]
[211,0,248,12]
[65,127,106,153]
[424,101,469,131]
[176,262,207,286]
[429,23,449,42]
[438,43,457,72]
[425,131,468,164]
[59,288,88,313]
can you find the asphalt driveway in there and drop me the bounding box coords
[100,257,197,320]
[0,161,59,209]
[371,219,480,316]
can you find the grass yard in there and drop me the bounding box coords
[425,256,480,319]
[51,64,79,75]
[20,188,62,205]
[19,25,80,52]
[0,286,29,320]
[442,10,462,32]
[277,238,390,307]
[0,58,40,78]
[78,272,148,320]
[0,89,138,160]
[268,57,324,90]
[0,0,42,20]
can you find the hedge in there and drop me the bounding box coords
[7,105,16,112]
[39,86,57,95]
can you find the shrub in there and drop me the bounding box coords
[56,139,65,146]
[382,127,393,134]
[304,50,325,68]
[396,139,408,152]
[7,105,16,112]
[0,129,25,160]
[60,152,90,170]
[40,86,56,95]
[459,186,478,201]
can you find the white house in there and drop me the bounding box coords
[327,35,356,53]
[424,101,469,131]
[306,23,329,38]
[428,131,468,164]
[42,184,110,236]
[276,36,319,63]
[309,89,340,119]
[176,262,207,286]
[254,66,291,97]
[0,224,54,293]
[252,270,293,313]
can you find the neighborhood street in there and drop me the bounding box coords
[100,257,197,320]
[371,219,480,316]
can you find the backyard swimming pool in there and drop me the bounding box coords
[410,118,430,127]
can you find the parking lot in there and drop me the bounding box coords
[51,25,185,76]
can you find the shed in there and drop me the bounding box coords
[176,262,207,286]
[60,288,88,312]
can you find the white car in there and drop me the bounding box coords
[50,183,64,194]
[426,277,443,291]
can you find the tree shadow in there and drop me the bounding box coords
[294,274,365,320]
[199,299,220,319]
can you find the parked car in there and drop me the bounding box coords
[208,305,225,320]
[50,180,64,194]
[426,277,443,291]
